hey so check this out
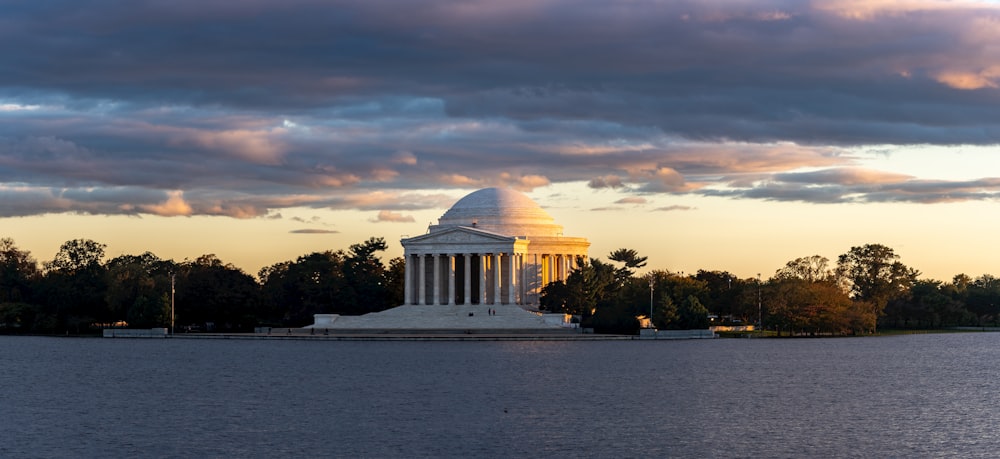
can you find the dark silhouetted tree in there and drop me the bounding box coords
[837,244,918,331]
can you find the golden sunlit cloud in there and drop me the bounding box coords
[935,69,1000,90]
[371,210,416,223]
[137,190,192,216]
[504,173,550,191]
[308,165,363,187]
[816,0,997,20]
[438,174,480,187]
[649,167,703,193]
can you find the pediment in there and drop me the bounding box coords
[402,226,515,245]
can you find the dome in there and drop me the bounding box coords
[434,187,563,237]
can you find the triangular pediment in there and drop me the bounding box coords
[403,226,516,245]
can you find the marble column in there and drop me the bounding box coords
[404,253,412,305]
[463,254,471,305]
[507,252,517,305]
[418,254,426,305]
[493,253,502,305]
[447,254,456,305]
[554,254,561,282]
[479,253,487,304]
[432,254,441,305]
[547,254,555,285]
[519,254,526,305]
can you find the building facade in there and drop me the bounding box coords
[400,188,590,308]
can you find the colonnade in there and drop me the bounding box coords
[403,252,580,306]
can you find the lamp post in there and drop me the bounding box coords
[170,272,176,335]
[648,275,654,328]
[757,273,762,336]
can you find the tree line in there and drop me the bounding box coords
[538,244,1000,336]
[0,237,402,334]
[2,236,998,336]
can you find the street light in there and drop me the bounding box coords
[170,272,176,335]
[757,273,762,336]
[648,275,654,328]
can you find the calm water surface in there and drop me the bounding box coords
[3,333,1000,458]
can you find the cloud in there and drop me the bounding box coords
[640,167,704,193]
[655,205,694,211]
[370,210,416,223]
[290,229,340,234]
[134,190,193,216]
[701,167,1000,204]
[615,197,647,205]
[773,168,913,186]
[0,0,999,218]
[935,68,1000,90]
[589,175,625,189]
[177,128,289,165]
[815,0,994,20]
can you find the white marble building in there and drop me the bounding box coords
[304,187,590,329]
[400,187,590,309]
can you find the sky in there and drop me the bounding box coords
[2,0,1000,281]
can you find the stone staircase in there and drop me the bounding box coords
[305,304,572,330]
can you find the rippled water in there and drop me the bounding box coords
[4,333,1000,458]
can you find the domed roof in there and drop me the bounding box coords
[434,187,563,237]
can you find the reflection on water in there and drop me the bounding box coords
[3,333,1000,458]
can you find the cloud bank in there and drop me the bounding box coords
[1,0,999,218]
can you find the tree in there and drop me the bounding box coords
[775,256,832,282]
[766,276,872,335]
[652,295,678,330]
[0,238,39,304]
[39,239,109,333]
[260,251,347,325]
[539,257,617,326]
[886,280,973,328]
[175,254,258,331]
[694,270,740,318]
[104,252,174,328]
[836,244,918,330]
[644,270,673,325]
[44,239,106,273]
[0,238,42,331]
[961,275,1000,325]
[660,295,707,330]
[608,248,648,283]
[385,257,406,307]
[539,280,572,314]
[343,237,392,315]
[258,238,398,326]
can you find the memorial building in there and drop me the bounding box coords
[307,187,590,329]
[400,187,591,308]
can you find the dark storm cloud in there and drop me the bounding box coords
[1,0,999,217]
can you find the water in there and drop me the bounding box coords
[3,333,1000,458]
